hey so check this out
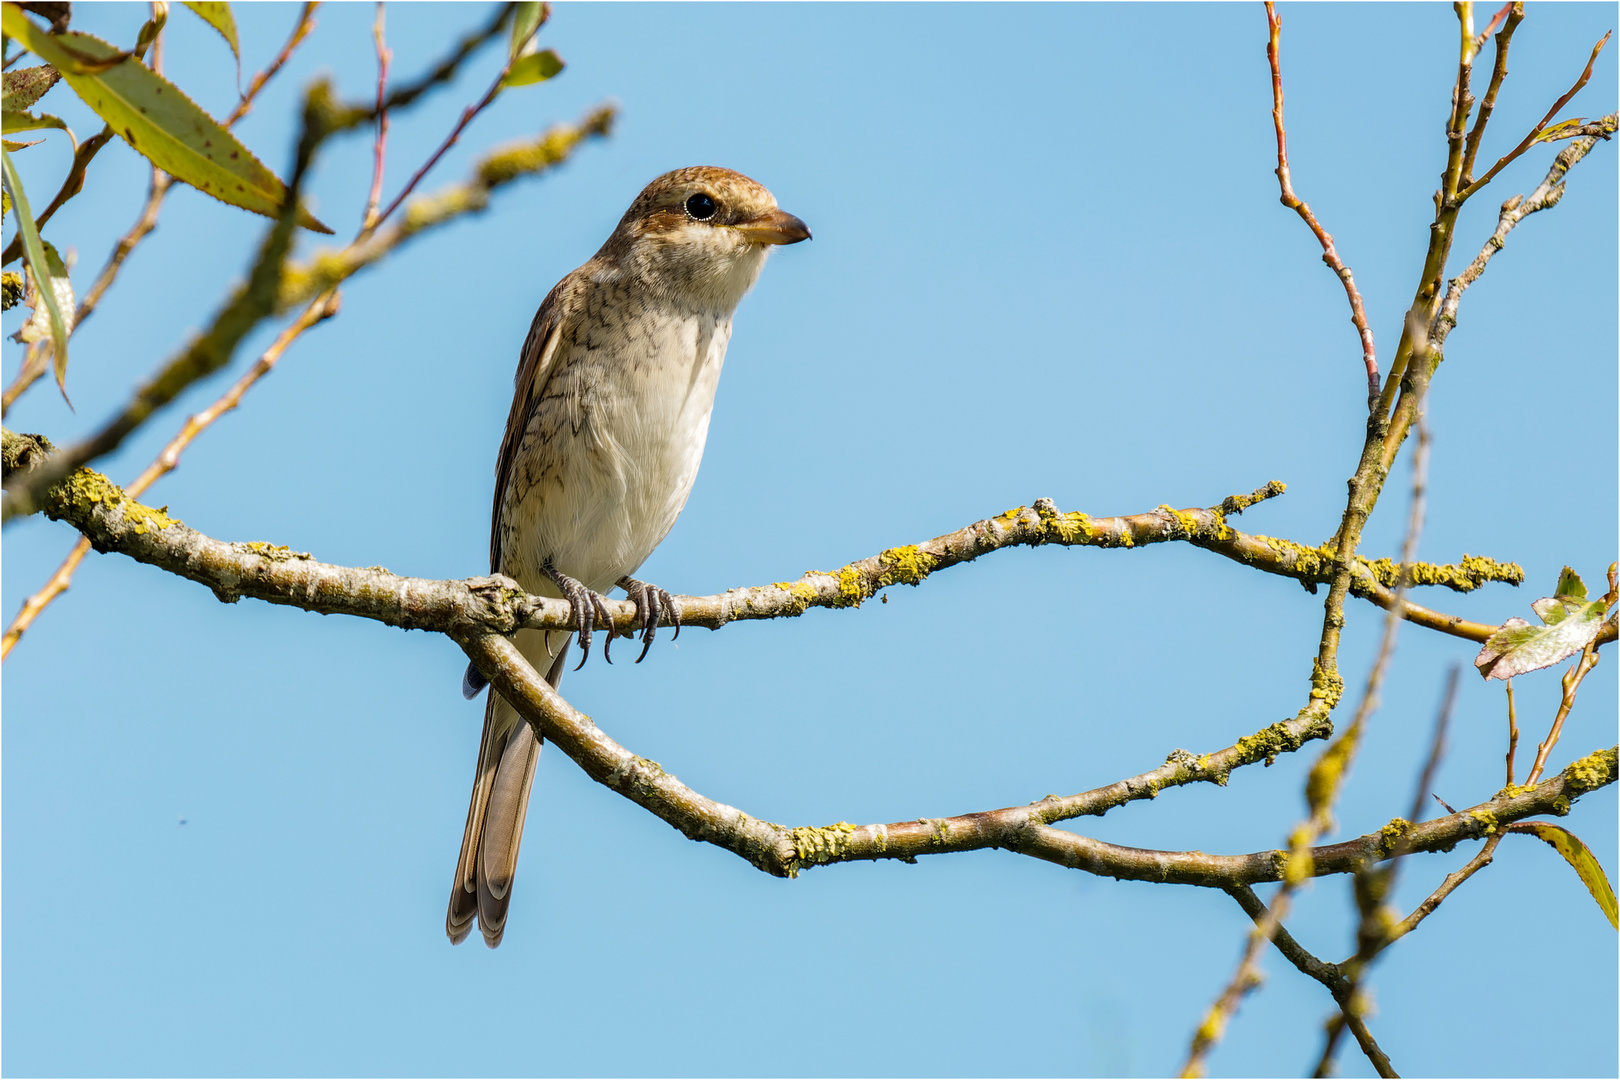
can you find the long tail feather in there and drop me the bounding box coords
[447,630,568,946]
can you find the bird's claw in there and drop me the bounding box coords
[617,575,681,663]
[543,561,616,670]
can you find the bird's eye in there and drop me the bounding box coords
[685,193,718,221]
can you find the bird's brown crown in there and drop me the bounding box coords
[616,166,778,237]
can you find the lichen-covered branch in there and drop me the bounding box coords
[464,626,1616,884]
[23,467,1525,650]
[22,459,1612,879]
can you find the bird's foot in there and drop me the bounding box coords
[543,561,616,670]
[617,576,681,663]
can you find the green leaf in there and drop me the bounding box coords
[2,64,61,111]
[508,2,547,59]
[1,138,45,151]
[0,146,70,396]
[1475,567,1607,680]
[2,109,74,147]
[1509,822,1618,930]
[502,48,564,88]
[1553,566,1587,602]
[1,5,332,233]
[180,2,240,79]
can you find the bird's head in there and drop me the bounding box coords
[607,166,810,311]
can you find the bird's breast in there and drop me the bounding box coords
[502,299,734,592]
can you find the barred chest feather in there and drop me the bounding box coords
[498,294,735,597]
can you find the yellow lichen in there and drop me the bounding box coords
[1563,748,1616,792]
[876,545,939,587]
[55,469,179,535]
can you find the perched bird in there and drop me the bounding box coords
[449,167,810,947]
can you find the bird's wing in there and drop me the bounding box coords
[489,274,581,572]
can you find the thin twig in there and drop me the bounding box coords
[1264,2,1379,411]
[0,126,115,267]
[362,2,392,234]
[1458,30,1612,202]
[1524,642,1601,785]
[1461,3,1524,185]
[1505,678,1518,786]
[1382,832,1506,954]
[1433,115,1618,349]
[374,33,529,227]
[227,2,319,128]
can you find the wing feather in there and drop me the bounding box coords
[489,276,579,572]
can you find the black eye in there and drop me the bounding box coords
[685,193,717,221]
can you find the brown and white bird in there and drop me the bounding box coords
[449,166,810,947]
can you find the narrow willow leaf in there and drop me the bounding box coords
[2,64,61,110]
[1510,822,1619,930]
[2,110,75,148]
[2,138,45,151]
[502,48,564,88]
[509,2,547,59]
[180,2,240,79]
[1475,602,1606,679]
[0,146,69,394]
[1,6,332,233]
[1534,117,1588,144]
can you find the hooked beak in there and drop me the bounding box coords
[733,208,812,246]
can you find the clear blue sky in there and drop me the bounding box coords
[4,3,1615,1076]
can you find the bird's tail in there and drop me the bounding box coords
[447,628,569,947]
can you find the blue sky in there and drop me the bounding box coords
[3,3,1616,1076]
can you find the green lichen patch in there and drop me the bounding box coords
[1309,660,1344,706]
[1233,720,1306,767]
[1467,808,1499,835]
[789,821,858,874]
[52,469,179,535]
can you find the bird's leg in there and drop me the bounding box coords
[543,560,616,669]
[617,576,681,663]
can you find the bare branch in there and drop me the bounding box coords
[1461,3,1524,186]
[1264,2,1379,410]
[1458,31,1612,202]
[1432,116,1618,349]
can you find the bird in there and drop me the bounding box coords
[448,166,810,947]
